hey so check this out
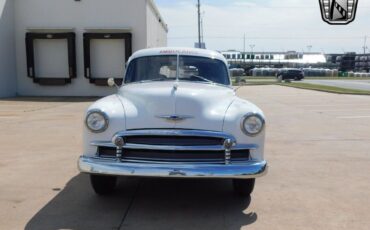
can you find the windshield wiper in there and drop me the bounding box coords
[182,75,214,83]
[139,78,168,83]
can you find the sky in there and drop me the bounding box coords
[154,0,370,53]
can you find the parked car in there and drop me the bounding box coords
[276,68,305,81]
[78,47,268,197]
[229,68,245,77]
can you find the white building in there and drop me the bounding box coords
[221,50,326,65]
[0,0,167,97]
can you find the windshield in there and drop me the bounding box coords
[124,55,230,85]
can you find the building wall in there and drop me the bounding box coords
[146,0,167,48]
[0,0,16,97]
[14,0,150,96]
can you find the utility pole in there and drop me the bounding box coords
[363,36,368,54]
[243,34,246,63]
[307,45,312,53]
[200,11,205,44]
[197,0,201,47]
[250,44,255,65]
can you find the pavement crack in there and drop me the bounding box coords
[117,179,142,230]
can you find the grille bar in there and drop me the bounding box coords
[97,146,250,163]
[125,135,224,146]
[114,129,236,141]
[91,141,257,151]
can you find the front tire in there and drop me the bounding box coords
[233,179,255,197]
[90,175,117,195]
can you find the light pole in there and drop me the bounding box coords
[243,34,246,64]
[200,11,205,44]
[306,45,313,68]
[250,44,255,64]
[307,45,312,53]
[363,36,368,54]
[197,0,201,47]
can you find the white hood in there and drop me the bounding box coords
[118,81,236,132]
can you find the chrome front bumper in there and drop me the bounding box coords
[78,156,268,179]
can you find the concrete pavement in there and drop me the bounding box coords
[0,86,370,230]
[303,79,370,91]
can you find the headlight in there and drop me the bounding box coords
[86,110,109,133]
[241,113,265,136]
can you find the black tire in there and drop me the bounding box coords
[90,175,117,195]
[233,179,255,197]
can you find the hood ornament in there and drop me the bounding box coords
[156,115,194,122]
[173,82,178,91]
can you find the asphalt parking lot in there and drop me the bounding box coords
[1,86,369,230]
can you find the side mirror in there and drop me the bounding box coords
[107,78,116,87]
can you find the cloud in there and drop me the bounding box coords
[155,0,370,53]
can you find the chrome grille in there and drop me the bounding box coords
[98,146,250,163]
[93,130,256,164]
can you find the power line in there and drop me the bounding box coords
[234,6,370,8]
[157,4,370,9]
[168,36,369,40]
